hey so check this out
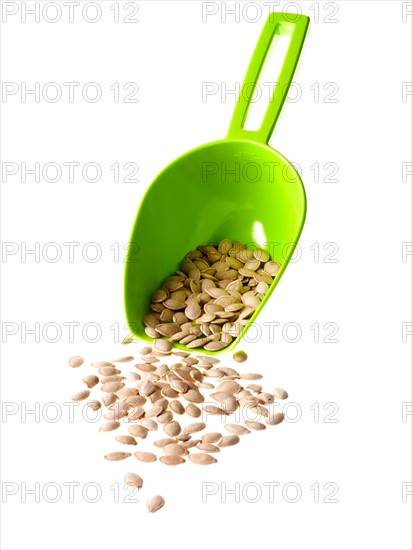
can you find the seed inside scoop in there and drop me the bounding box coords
[144,241,280,351]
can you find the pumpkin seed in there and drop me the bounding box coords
[159,455,185,466]
[244,420,266,431]
[218,435,240,447]
[273,388,289,399]
[115,435,137,446]
[83,375,99,388]
[134,451,157,463]
[124,472,143,489]
[100,421,120,432]
[147,495,165,513]
[86,400,101,411]
[224,424,250,435]
[105,452,131,461]
[69,356,84,368]
[189,453,217,465]
[267,412,285,425]
[71,390,90,402]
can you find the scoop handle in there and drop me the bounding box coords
[227,12,309,144]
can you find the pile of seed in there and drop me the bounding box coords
[144,240,280,352]
[69,347,287,512]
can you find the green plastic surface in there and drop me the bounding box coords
[124,13,310,354]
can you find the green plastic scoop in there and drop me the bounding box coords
[125,12,310,354]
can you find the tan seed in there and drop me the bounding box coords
[101,382,124,393]
[115,435,137,446]
[266,412,285,425]
[104,452,131,461]
[69,356,84,368]
[99,421,120,432]
[244,420,266,431]
[188,453,217,465]
[141,418,158,432]
[184,422,206,434]
[154,438,176,448]
[86,400,101,411]
[170,400,185,414]
[128,424,148,439]
[160,455,185,466]
[163,443,188,456]
[224,424,250,435]
[71,390,90,402]
[197,442,220,453]
[219,435,240,447]
[147,495,165,513]
[273,387,289,400]
[112,356,134,363]
[202,432,222,444]
[135,451,157,463]
[185,403,201,418]
[154,339,173,353]
[123,472,143,489]
[163,421,181,437]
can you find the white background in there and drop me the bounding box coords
[1,1,411,549]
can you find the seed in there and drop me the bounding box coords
[140,346,153,355]
[86,400,101,411]
[169,379,188,393]
[135,451,157,463]
[147,495,165,513]
[69,356,84,368]
[273,388,288,399]
[112,356,134,363]
[184,422,206,434]
[197,442,220,453]
[121,334,135,345]
[71,390,90,402]
[266,413,285,426]
[188,453,217,465]
[158,411,173,424]
[115,435,137,446]
[128,425,149,439]
[145,405,163,418]
[244,421,266,431]
[202,432,222,444]
[141,418,158,432]
[219,435,240,447]
[139,381,156,396]
[264,261,280,276]
[257,392,274,404]
[160,455,185,466]
[79,374,99,388]
[253,248,269,262]
[104,407,128,421]
[216,381,241,394]
[221,396,238,413]
[182,389,204,403]
[92,361,115,368]
[170,400,185,414]
[102,393,117,407]
[202,404,224,415]
[154,339,173,353]
[99,367,120,376]
[104,452,131,461]
[100,421,120,432]
[163,421,181,437]
[154,438,176,448]
[127,406,145,421]
[240,372,262,380]
[233,351,248,363]
[185,403,201,417]
[224,424,250,435]
[123,472,143,489]
[101,382,124,393]
[162,444,186,457]
[116,387,138,400]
